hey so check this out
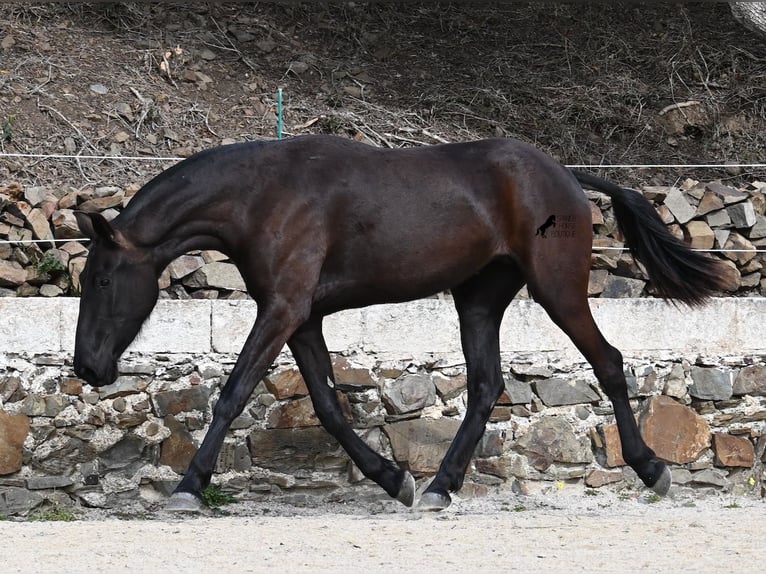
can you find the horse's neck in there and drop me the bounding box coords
[118,180,230,267]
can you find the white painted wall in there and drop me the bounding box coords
[1,297,764,359]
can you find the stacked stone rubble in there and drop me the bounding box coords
[2,178,766,299]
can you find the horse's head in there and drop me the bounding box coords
[73,212,159,387]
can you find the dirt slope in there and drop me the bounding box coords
[2,2,766,193]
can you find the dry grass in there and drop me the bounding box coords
[1,2,765,191]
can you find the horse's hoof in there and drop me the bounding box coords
[396,471,416,507]
[649,465,672,497]
[165,492,203,512]
[418,490,451,512]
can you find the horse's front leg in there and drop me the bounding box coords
[166,299,307,511]
[288,317,416,506]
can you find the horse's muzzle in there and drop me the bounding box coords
[73,355,116,387]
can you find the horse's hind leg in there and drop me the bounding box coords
[420,262,524,511]
[288,317,416,506]
[528,271,671,496]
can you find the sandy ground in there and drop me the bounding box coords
[1,488,763,574]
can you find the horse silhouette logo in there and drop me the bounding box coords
[535,215,556,238]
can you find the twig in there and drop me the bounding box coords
[658,100,702,116]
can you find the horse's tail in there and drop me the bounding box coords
[572,169,732,306]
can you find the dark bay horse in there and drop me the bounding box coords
[73,135,730,511]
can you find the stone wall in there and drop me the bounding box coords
[0,297,765,516]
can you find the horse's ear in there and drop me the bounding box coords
[74,211,117,245]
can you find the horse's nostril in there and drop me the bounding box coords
[74,362,98,386]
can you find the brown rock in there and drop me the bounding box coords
[433,374,466,402]
[695,191,725,216]
[723,232,756,266]
[78,194,124,212]
[159,415,197,473]
[26,208,52,241]
[332,356,377,388]
[640,396,711,464]
[602,423,626,467]
[585,468,623,488]
[713,433,755,468]
[263,368,308,399]
[684,220,715,250]
[384,418,461,475]
[0,259,27,287]
[268,396,320,428]
[0,410,29,475]
[59,378,83,396]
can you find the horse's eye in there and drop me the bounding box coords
[97,277,111,288]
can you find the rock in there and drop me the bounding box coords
[0,410,29,475]
[476,430,505,457]
[601,423,625,467]
[684,220,715,250]
[160,415,197,473]
[39,284,62,297]
[713,433,755,468]
[600,276,646,298]
[152,384,213,416]
[384,418,461,475]
[0,376,24,402]
[59,377,82,395]
[663,187,696,224]
[733,365,766,396]
[691,467,728,487]
[78,194,124,212]
[689,367,732,401]
[707,209,732,229]
[727,201,757,228]
[706,182,748,205]
[32,435,94,475]
[332,356,377,389]
[503,376,533,405]
[639,395,710,464]
[0,259,27,287]
[99,434,145,470]
[588,269,609,295]
[516,417,593,471]
[25,476,74,490]
[97,376,148,399]
[534,378,600,407]
[748,215,766,239]
[0,487,43,516]
[585,468,623,488]
[723,232,756,266]
[215,440,251,473]
[433,373,466,402]
[23,186,52,207]
[381,374,436,415]
[267,396,322,428]
[249,427,347,474]
[167,255,205,280]
[90,83,109,95]
[184,262,246,291]
[263,368,308,399]
[663,363,688,398]
[695,191,725,216]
